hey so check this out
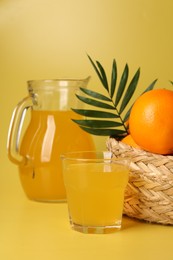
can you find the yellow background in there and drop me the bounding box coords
[0,1,173,259]
[1,1,173,198]
[1,0,173,203]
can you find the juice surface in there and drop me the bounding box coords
[64,163,129,226]
[19,110,95,201]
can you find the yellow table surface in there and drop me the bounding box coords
[1,166,173,260]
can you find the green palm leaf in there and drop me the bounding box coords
[72,55,157,137]
[96,61,109,91]
[80,87,111,102]
[72,109,119,118]
[119,68,140,114]
[142,79,158,93]
[87,55,109,91]
[75,94,115,109]
[72,119,123,128]
[115,64,129,107]
[110,59,117,98]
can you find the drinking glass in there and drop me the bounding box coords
[61,151,130,234]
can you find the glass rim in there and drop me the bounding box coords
[61,150,131,164]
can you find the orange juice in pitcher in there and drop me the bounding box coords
[7,78,95,202]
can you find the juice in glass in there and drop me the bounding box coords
[62,152,129,233]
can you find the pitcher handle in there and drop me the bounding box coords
[7,96,33,165]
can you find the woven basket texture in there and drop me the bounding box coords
[107,137,173,225]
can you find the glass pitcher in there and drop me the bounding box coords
[7,78,95,202]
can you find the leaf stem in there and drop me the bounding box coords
[108,91,129,135]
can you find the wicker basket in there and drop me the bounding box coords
[107,137,173,225]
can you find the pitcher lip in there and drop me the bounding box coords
[27,76,91,85]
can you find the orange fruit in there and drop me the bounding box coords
[121,134,141,149]
[129,89,173,155]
